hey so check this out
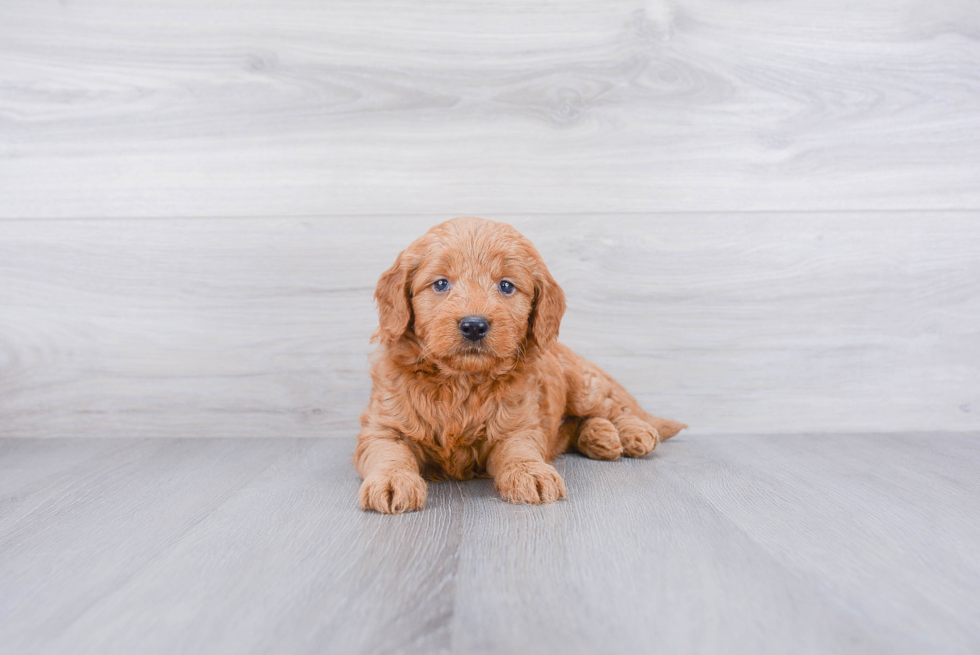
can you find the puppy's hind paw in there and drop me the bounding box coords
[617,415,660,458]
[575,417,623,460]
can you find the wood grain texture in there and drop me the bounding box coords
[1,435,978,654]
[1,214,977,437]
[1,0,979,218]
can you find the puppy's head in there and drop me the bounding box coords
[373,217,565,374]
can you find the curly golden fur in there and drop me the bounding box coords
[354,217,687,513]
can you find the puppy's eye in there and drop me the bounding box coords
[498,280,516,295]
[433,279,450,293]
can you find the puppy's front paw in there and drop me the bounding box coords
[617,415,660,458]
[495,462,567,505]
[359,470,427,514]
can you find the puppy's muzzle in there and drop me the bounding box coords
[458,315,490,342]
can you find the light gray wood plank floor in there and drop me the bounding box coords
[2,434,978,654]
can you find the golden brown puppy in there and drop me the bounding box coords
[355,217,686,513]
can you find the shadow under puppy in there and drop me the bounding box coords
[355,217,686,513]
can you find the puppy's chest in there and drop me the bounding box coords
[413,393,498,479]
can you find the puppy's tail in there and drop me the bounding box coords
[643,413,688,440]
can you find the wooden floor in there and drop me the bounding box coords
[2,434,979,654]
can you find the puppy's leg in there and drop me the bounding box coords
[559,344,687,459]
[565,417,624,461]
[612,413,661,458]
[487,432,567,505]
[354,432,427,514]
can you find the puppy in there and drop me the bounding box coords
[355,217,686,513]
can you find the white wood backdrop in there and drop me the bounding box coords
[1,0,978,437]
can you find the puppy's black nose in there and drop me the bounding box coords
[458,315,490,342]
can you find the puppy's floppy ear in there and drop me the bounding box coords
[526,258,566,356]
[372,248,415,344]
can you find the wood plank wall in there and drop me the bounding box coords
[1,0,978,437]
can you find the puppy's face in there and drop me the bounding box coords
[374,217,566,374]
